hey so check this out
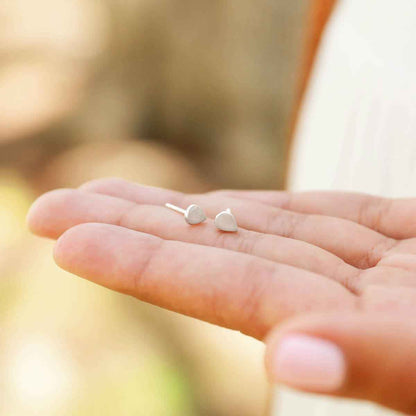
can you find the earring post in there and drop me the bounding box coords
[165,203,186,214]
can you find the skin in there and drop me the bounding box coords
[27,178,416,413]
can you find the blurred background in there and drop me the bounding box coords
[0,1,307,414]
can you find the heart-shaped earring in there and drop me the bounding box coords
[165,203,207,225]
[215,208,238,232]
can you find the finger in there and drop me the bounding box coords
[265,311,416,414]
[216,190,416,240]
[79,178,396,269]
[360,285,416,312]
[54,223,356,339]
[27,189,358,287]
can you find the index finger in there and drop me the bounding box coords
[55,223,356,339]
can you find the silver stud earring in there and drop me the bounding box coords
[215,208,238,232]
[165,203,207,225]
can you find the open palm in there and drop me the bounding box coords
[28,178,416,340]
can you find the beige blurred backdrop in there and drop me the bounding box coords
[0,1,307,415]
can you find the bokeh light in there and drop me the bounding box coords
[0,1,307,414]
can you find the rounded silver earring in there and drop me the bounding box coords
[165,203,207,225]
[215,208,238,232]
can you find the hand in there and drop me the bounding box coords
[28,178,416,413]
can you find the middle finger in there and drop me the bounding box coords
[28,188,359,290]
[80,178,396,269]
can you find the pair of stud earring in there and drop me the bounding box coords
[165,203,238,232]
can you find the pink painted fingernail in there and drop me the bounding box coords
[271,334,346,392]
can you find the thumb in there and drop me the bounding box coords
[265,312,416,414]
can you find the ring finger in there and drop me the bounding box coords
[80,178,396,269]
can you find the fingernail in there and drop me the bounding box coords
[271,334,346,392]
